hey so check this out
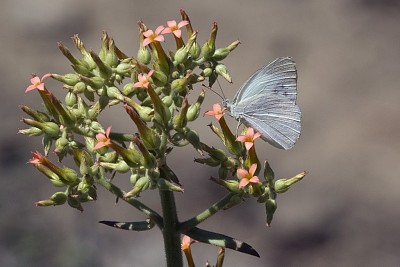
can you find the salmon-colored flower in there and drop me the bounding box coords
[237,163,260,188]
[236,127,261,150]
[25,73,51,93]
[28,151,45,164]
[181,235,197,251]
[133,70,154,89]
[142,26,165,47]
[94,126,112,150]
[204,103,225,121]
[163,20,189,38]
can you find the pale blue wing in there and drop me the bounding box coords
[238,91,301,150]
[232,57,297,104]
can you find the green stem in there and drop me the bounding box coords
[95,177,163,228]
[179,192,235,232]
[159,189,182,267]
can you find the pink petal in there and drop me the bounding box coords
[94,142,106,150]
[25,84,37,93]
[244,142,254,150]
[173,30,182,38]
[105,126,112,137]
[143,30,154,38]
[162,28,172,34]
[133,81,143,88]
[178,20,189,28]
[147,70,154,77]
[236,135,246,142]
[167,20,177,28]
[215,114,223,121]
[239,179,249,188]
[249,164,257,176]
[212,103,222,112]
[96,133,106,142]
[142,38,152,47]
[249,176,260,184]
[41,73,52,80]
[253,132,262,139]
[236,168,248,179]
[246,127,254,137]
[155,25,165,35]
[36,83,45,91]
[154,35,164,42]
[30,76,40,85]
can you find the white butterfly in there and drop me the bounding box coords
[223,57,301,150]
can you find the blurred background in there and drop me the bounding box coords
[2,0,400,266]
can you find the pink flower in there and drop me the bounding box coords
[236,127,262,150]
[142,26,165,47]
[204,103,225,121]
[25,73,51,93]
[94,126,112,150]
[163,20,189,38]
[237,163,260,188]
[133,70,154,89]
[181,235,197,251]
[28,151,44,164]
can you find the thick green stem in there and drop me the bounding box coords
[159,189,183,267]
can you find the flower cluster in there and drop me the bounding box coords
[19,10,306,267]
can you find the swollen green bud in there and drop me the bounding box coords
[65,92,77,107]
[157,178,184,192]
[137,47,151,65]
[124,176,150,198]
[202,68,213,77]
[194,157,220,167]
[274,171,307,193]
[55,136,69,154]
[73,82,86,94]
[210,177,241,193]
[171,73,191,94]
[22,119,60,138]
[50,192,68,205]
[90,50,113,79]
[213,40,240,61]
[151,70,168,87]
[80,76,104,90]
[18,127,43,136]
[116,63,132,76]
[52,73,80,86]
[107,86,124,101]
[263,161,275,183]
[20,105,50,122]
[215,64,232,83]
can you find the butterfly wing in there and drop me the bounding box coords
[238,91,301,150]
[233,57,297,104]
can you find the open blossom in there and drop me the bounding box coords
[142,26,165,46]
[236,127,261,150]
[28,151,45,164]
[133,70,154,89]
[237,163,260,188]
[25,73,51,93]
[181,235,197,251]
[163,20,189,38]
[204,103,225,121]
[94,126,112,150]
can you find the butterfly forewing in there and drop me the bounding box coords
[233,57,297,104]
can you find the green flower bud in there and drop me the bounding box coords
[151,70,168,87]
[274,171,307,193]
[189,42,201,59]
[130,173,140,186]
[80,76,104,90]
[185,128,202,152]
[73,82,86,94]
[174,46,190,65]
[89,121,103,133]
[90,50,113,79]
[116,63,132,76]
[263,161,275,183]
[194,157,220,167]
[170,132,189,147]
[162,95,173,107]
[202,67,213,77]
[50,192,68,205]
[171,73,191,94]
[20,105,50,122]
[213,40,240,61]
[18,127,43,136]
[55,136,69,154]
[215,64,232,83]
[124,176,150,198]
[51,73,80,86]
[201,22,217,59]
[210,177,241,193]
[137,47,151,65]
[107,86,124,101]
[157,178,184,193]
[72,34,96,70]
[22,119,60,138]
[173,97,188,130]
[57,41,91,75]
[65,92,77,107]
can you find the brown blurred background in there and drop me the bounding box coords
[2,0,400,266]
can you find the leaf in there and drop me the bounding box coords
[99,219,155,231]
[183,227,260,257]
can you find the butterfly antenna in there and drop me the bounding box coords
[201,83,224,100]
[216,78,227,100]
